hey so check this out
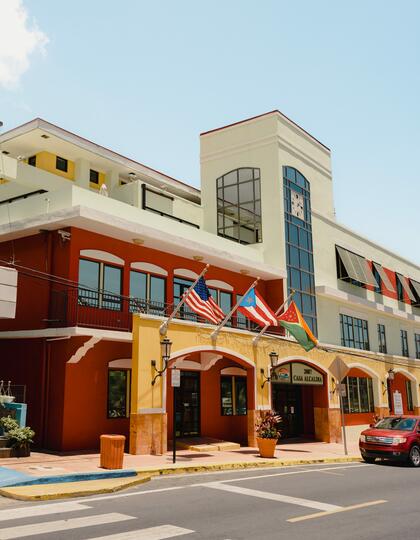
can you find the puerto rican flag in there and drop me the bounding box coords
[184,277,225,324]
[238,288,278,327]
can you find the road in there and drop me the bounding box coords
[0,461,418,539]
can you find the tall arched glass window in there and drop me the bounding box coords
[283,166,317,335]
[217,168,262,245]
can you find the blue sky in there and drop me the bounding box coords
[1,0,419,263]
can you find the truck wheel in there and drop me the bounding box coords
[362,456,376,464]
[408,445,420,467]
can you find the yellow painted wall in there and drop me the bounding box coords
[90,171,106,190]
[27,152,75,181]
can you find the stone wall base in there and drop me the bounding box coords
[129,413,167,455]
[314,407,341,443]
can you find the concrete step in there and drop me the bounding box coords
[173,438,241,452]
[0,447,12,458]
[0,437,9,449]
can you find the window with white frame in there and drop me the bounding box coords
[78,258,122,310]
[342,376,374,413]
[129,270,166,315]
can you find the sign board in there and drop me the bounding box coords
[171,369,181,387]
[272,362,323,386]
[393,391,403,415]
[329,357,349,382]
[292,363,324,385]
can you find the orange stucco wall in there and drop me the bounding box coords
[389,372,413,414]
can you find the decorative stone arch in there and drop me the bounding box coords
[345,362,384,408]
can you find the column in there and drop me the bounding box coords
[74,159,90,189]
[105,169,120,194]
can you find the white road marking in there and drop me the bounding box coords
[287,499,387,522]
[0,501,91,521]
[87,524,194,539]
[0,512,135,539]
[204,482,342,512]
[194,464,367,485]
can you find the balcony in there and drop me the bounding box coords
[48,287,283,335]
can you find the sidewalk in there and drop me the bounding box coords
[0,440,361,479]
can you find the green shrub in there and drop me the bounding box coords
[0,416,34,449]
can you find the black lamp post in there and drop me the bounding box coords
[261,351,279,388]
[151,338,172,385]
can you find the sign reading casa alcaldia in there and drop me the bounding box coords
[272,362,324,386]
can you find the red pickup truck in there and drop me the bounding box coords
[359,416,420,466]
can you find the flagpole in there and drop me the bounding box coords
[252,289,296,346]
[211,277,260,342]
[159,264,210,335]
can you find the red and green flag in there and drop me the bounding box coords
[278,301,318,351]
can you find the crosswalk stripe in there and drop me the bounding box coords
[0,501,91,522]
[87,524,195,539]
[205,482,342,512]
[0,512,135,539]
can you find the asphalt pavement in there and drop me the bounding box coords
[0,461,417,539]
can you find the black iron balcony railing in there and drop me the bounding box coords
[48,286,283,335]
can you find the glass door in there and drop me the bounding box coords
[272,384,303,439]
[175,371,200,437]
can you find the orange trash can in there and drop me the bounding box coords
[100,434,125,469]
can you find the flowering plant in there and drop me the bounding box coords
[256,411,281,439]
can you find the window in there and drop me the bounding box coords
[107,369,130,418]
[415,334,420,360]
[78,258,122,310]
[396,276,405,302]
[173,277,196,321]
[220,375,247,415]
[406,380,414,412]
[56,156,68,172]
[209,288,232,326]
[129,270,166,315]
[377,324,387,354]
[28,155,36,167]
[340,314,369,350]
[90,169,99,184]
[342,376,374,413]
[217,168,262,245]
[284,167,317,336]
[401,330,409,357]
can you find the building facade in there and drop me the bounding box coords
[0,111,419,453]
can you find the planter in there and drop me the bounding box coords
[257,437,278,458]
[10,443,30,458]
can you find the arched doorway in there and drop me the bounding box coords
[271,360,328,440]
[166,349,256,447]
[388,370,417,415]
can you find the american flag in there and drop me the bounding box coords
[184,277,225,324]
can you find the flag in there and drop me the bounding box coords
[184,277,224,324]
[238,288,278,327]
[278,301,318,351]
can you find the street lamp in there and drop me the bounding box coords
[261,351,279,388]
[151,338,172,385]
[387,368,395,381]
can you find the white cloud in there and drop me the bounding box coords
[0,0,48,88]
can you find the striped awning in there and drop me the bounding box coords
[409,279,420,300]
[372,262,395,292]
[396,273,416,302]
[336,246,379,287]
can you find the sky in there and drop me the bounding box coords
[0,0,419,264]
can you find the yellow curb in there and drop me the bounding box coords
[0,473,151,501]
[135,456,362,477]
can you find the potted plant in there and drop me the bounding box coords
[0,416,34,457]
[255,410,281,458]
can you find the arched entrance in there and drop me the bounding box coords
[388,370,417,415]
[166,349,256,447]
[271,360,328,440]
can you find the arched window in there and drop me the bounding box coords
[217,167,262,245]
[283,167,317,335]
